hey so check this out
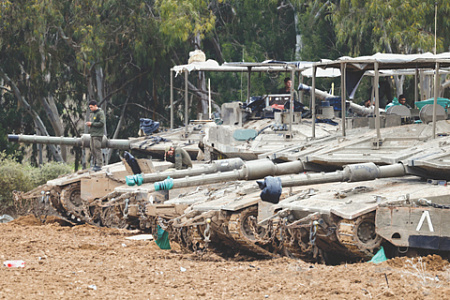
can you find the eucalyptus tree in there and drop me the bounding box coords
[0,0,174,165]
[330,0,450,98]
[0,0,68,162]
[154,0,216,119]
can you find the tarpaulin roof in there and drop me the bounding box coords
[172,60,315,76]
[315,52,450,71]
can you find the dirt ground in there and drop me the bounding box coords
[0,215,449,299]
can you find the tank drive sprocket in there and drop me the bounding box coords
[336,212,382,259]
[60,182,90,223]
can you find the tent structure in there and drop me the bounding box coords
[169,53,450,141]
[169,60,314,134]
[311,52,450,140]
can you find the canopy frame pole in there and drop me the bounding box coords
[247,67,252,103]
[289,68,295,136]
[170,69,174,129]
[340,63,346,136]
[184,69,189,135]
[414,69,419,103]
[374,61,381,143]
[432,62,440,139]
[311,65,317,139]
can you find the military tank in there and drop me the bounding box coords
[6,87,346,227]
[125,120,450,262]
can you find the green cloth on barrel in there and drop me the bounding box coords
[155,225,171,250]
[233,129,258,141]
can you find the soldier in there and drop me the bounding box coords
[86,100,105,171]
[278,77,298,101]
[165,145,192,170]
[398,94,412,109]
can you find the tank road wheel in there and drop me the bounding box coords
[336,213,382,259]
[60,182,87,223]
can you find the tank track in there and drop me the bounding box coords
[225,207,278,258]
[49,182,133,228]
[281,226,317,262]
[336,212,382,259]
[59,182,90,223]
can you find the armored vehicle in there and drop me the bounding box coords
[125,121,450,262]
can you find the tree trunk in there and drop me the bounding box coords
[95,66,108,164]
[108,93,130,162]
[39,43,67,161]
[0,67,64,162]
[40,94,67,161]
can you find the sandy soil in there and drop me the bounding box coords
[0,215,449,299]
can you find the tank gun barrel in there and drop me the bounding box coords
[298,83,334,100]
[125,158,246,186]
[298,83,386,115]
[8,134,131,150]
[131,159,306,191]
[280,163,406,187]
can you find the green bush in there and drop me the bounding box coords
[0,151,72,214]
[31,161,73,186]
[0,155,34,209]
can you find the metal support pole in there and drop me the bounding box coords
[289,68,295,136]
[374,62,381,141]
[311,66,317,138]
[414,69,419,103]
[432,62,440,139]
[247,67,252,102]
[184,69,188,135]
[340,63,346,136]
[170,69,174,129]
[299,73,304,105]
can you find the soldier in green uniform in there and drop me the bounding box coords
[165,145,193,170]
[86,100,105,171]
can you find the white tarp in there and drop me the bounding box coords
[317,52,450,71]
[301,67,341,78]
[172,60,318,76]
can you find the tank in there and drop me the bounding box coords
[104,158,308,235]
[9,80,450,262]
[124,121,450,262]
[6,93,346,228]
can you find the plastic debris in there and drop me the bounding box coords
[0,214,14,223]
[180,267,186,272]
[3,260,25,268]
[88,285,97,290]
[125,234,154,241]
[155,225,171,250]
[369,246,387,264]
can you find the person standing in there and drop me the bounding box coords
[86,100,105,171]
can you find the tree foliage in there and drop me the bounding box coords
[1,0,450,166]
[331,0,450,55]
